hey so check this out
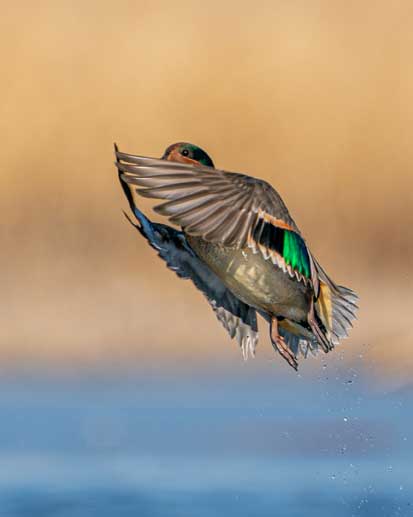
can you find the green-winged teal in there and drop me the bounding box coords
[115,142,358,370]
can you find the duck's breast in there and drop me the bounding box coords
[186,236,312,322]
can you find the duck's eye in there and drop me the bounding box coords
[181,149,190,157]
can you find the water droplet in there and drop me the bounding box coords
[343,417,348,422]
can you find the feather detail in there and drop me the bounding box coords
[312,256,358,345]
[257,208,297,232]
[211,302,258,360]
[247,210,311,286]
[317,281,334,332]
[258,243,270,260]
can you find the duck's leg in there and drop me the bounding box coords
[270,317,298,371]
[307,299,331,353]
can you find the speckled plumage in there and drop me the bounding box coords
[115,142,358,370]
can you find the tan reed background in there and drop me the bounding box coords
[1,1,413,382]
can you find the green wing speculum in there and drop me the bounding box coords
[251,218,311,280]
[283,229,310,278]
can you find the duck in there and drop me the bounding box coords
[115,142,358,370]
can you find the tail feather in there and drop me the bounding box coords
[313,257,358,346]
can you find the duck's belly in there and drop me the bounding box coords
[187,236,312,322]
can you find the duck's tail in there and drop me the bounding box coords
[312,257,359,347]
[275,263,358,362]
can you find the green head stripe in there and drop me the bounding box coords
[180,144,214,167]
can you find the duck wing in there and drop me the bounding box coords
[121,195,258,359]
[116,147,314,288]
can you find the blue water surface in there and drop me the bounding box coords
[0,359,411,517]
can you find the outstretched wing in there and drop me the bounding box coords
[122,201,259,359]
[116,148,315,288]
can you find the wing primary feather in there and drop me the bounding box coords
[217,209,249,243]
[149,191,218,212]
[162,189,248,226]
[224,210,251,246]
[181,205,230,233]
[202,208,240,241]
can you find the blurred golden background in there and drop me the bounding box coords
[2,1,413,381]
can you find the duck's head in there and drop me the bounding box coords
[161,142,214,168]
